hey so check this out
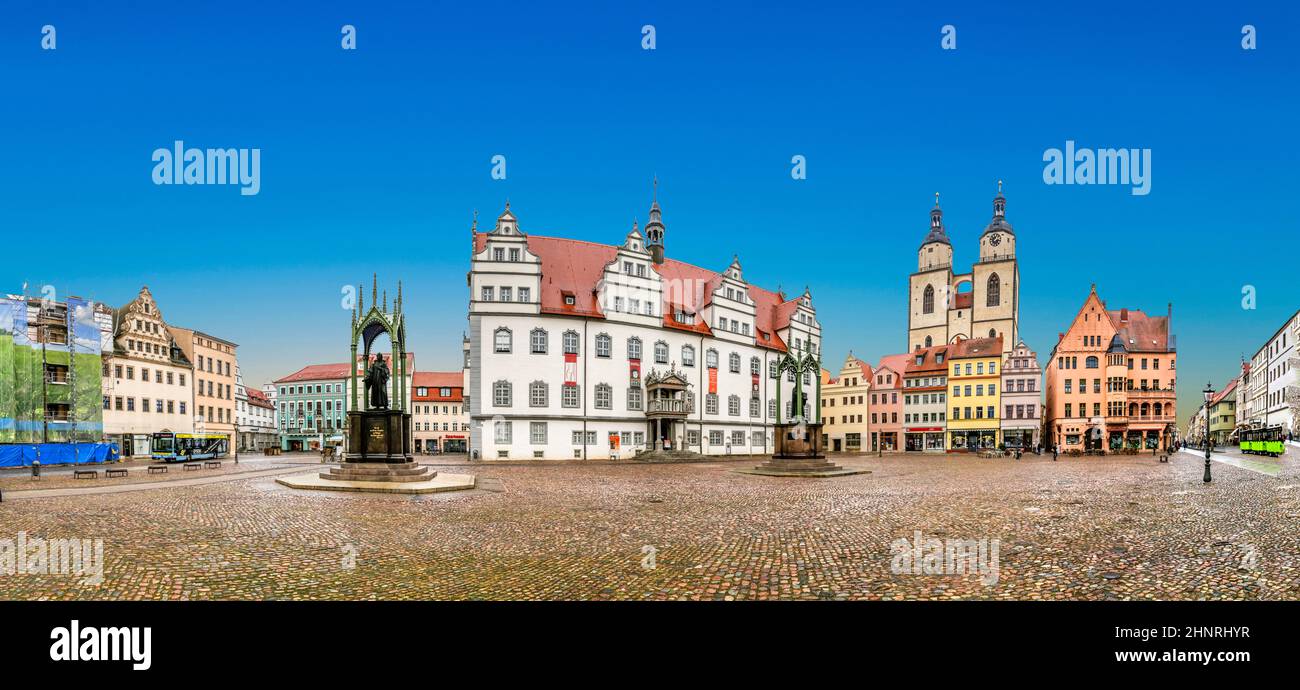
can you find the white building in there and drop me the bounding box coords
[1000,341,1042,449]
[235,365,278,451]
[1248,309,1300,434]
[466,199,822,460]
[100,286,195,457]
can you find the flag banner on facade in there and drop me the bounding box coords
[629,359,640,385]
[752,373,759,393]
[709,368,718,394]
[563,353,577,385]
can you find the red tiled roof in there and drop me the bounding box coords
[949,336,1003,359]
[414,371,462,389]
[904,344,950,374]
[1107,309,1170,351]
[1208,377,1237,407]
[475,232,802,351]
[246,388,274,408]
[874,353,911,386]
[275,353,416,384]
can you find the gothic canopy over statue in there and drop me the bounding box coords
[350,274,408,413]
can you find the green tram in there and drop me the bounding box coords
[1238,426,1285,457]
[151,432,229,462]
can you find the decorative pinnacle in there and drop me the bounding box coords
[397,281,403,314]
[997,179,1003,194]
[471,209,478,233]
[372,274,378,305]
[653,175,658,201]
[383,290,388,312]
[934,192,940,207]
[357,284,364,313]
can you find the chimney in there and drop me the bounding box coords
[1119,308,1128,323]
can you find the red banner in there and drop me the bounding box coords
[563,353,577,385]
[629,359,641,385]
[708,368,718,395]
[752,373,759,393]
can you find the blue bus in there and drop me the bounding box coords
[151,432,229,462]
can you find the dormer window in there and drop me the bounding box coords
[563,293,576,306]
[493,248,504,261]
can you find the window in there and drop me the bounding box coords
[493,380,512,407]
[529,381,548,407]
[923,284,935,314]
[595,384,612,409]
[494,327,512,353]
[495,421,512,443]
[530,422,547,445]
[769,399,777,418]
[682,345,696,367]
[725,352,739,373]
[530,328,548,354]
[709,430,723,446]
[562,385,579,408]
[654,341,669,364]
[563,330,579,354]
[518,287,531,303]
[986,273,1000,306]
[628,386,643,410]
[500,287,513,302]
[728,395,741,416]
[627,337,642,360]
[706,349,719,369]
[596,334,611,358]
[769,361,778,379]
[481,286,494,302]
[750,396,760,417]
[705,393,719,415]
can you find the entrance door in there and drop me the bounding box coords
[833,439,841,452]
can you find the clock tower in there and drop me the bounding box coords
[971,181,1019,355]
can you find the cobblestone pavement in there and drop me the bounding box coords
[1,450,1298,601]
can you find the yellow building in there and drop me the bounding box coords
[821,354,873,453]
[947,336,1003,451]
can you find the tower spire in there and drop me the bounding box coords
[993,179,1006,219]
[645,177,666,265]
[372,273,378,306]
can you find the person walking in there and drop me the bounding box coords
[1052,444,1058,462]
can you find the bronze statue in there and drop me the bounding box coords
[364,353,390,409]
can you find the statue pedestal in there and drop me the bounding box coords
[738,422,869,478]
[345,409,412,464]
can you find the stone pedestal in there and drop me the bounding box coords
[738,422,869,478]
[345,409,412,464]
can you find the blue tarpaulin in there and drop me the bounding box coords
[0,443,119,467]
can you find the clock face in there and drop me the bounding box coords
[989,233,1002,247]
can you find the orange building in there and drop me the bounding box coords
[1044,286,1176,453]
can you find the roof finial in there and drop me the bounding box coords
[997,179,1003,194]
[934,191,940,208]
[372,273,378,305]
[383,289,388,312]
[653,175,658,202]
[471,209,478,232]
[358,283,364,313]
[397,281,403,314]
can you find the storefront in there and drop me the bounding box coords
[905,427,945,452]
[949,429,997,451]
[1002,429,1036,450]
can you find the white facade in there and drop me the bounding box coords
[1249,309,1299,434]
[467,203,822,460]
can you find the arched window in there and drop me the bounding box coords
[681,345,696,367]
[1085,356,1099,369]
[528,381,548,407]
[924,335,933,347]
[493,328,512,353]
[728,395,741,416]
[594,383,612,409]
[530,328,548,354]
[986,274,1001,307]
[627,336,642,360]
[922,285,935,314]
[989,329,997,338]
[706,349,719,369]
[595,333,611,358]
[492,380,512,407]
[654,341,669,364]
[728,352,741,373]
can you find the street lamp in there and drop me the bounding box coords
[1202,381,1213,483]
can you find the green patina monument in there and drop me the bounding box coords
[740,340,866,477]
[345,275,412,463]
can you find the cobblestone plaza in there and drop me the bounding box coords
[2,449,1297,601]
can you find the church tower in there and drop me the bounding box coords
[908,194,955,352]
[971,181,1019,355]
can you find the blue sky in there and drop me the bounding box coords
[1,1,1296,425]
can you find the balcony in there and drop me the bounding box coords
[646,398,692,417]
[1125,388,1174,399]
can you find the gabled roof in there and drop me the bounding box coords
[1208,378,1238,407]
[246,388,274,408]
[1107,309,1171,352]
[413,371,463,389]
[904,344,950,374]
[474,231,804,352]
[875,353,911,379]
[275,363,351,384]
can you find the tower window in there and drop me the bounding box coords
[986,274,1001,307]
[922,285,935,314]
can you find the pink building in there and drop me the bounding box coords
[871,354,909,451]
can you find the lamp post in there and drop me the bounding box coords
[1202,382,1214,483]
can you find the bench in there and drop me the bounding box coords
[204,460,222,469]
[184,463,201,471]
[73,470,98,479]
[106,468,128,478]
[148,465,169,475]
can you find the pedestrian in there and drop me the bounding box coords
[1052,444,1058,462]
